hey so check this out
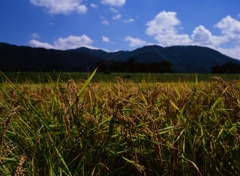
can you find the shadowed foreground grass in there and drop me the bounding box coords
[0,74,240,175]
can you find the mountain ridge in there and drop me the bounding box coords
[0,42,239,73]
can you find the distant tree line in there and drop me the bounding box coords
[97,57,174,73]
[211,61,240,73]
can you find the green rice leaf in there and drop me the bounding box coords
[180,154,202,176]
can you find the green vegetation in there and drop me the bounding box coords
[211,61,240,73]
[1,72,240,83]
[1,43,240,73]
[1,71,240,175]
[97,58,174,73]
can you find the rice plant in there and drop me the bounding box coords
[0,71,240,175]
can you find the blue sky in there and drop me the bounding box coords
[1,0,240,60]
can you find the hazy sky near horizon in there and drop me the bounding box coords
[1,0,240,60]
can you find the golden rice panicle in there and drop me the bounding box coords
[212,76,240,120]
[0,142,17,163]
[115,77,127,96]
[0,106,21,146]
[14,155,27,176]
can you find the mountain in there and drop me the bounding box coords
[0,42,239,73]
[67,44,240,73]
[0,43,102,72]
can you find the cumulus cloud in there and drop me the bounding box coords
[30,0,87,14]
[215,15,240,42]
[76,5,87,14]
[29,35,93,50]
[124,18,134,23]
[146,11,191,46]
[191,25,211,43]
[102,36,110,43]
[53,35,93,49]
[217,46,240,60]
[101,0,125,7]
[90,3,98,8]
[102,20,109,25]
[146,11,180,36]
[191,25,225,46]
[190,16,240,60]
[29,40,54,49]
[145,11,229,47]
[145,11,240,59]
[125,36,147,47]
[113,14,121,20]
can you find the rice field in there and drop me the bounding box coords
[1,72,240,83]
[1,70,240,175]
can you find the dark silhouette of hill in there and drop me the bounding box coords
[0,43,102,72]
[0,42,239,73]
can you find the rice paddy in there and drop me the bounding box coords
[0,71,240,175]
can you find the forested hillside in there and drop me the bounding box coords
[0,42,239,73]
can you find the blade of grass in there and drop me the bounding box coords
[170,100,179,111]
[180,154,202,176]
[66,67,98,115]
[54,145,72,176]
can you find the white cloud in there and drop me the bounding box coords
[113,14,121,20]
[76,5,87,14]
[54,35,93,49]
[102,36,110,43]
[102,20,109,25]
[190,16,240,47]
[30,0,87,14]
[146,11,191,46]
[29,40,54,49]
[31,33,40,39]
[146,11,180,36]
[125,36,147,47]
[143,12,240,60]
[217,46,240,60]
[29,35,93,50]
[90,3,98,8]
[124,18,134,23]
[145,12,228,47]
[101,0,125,7]
[191,25,225,46]
[215,15,240,42]
[110,7,118,13]
[191,25,211,43]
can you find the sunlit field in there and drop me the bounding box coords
[1,71,240,175]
